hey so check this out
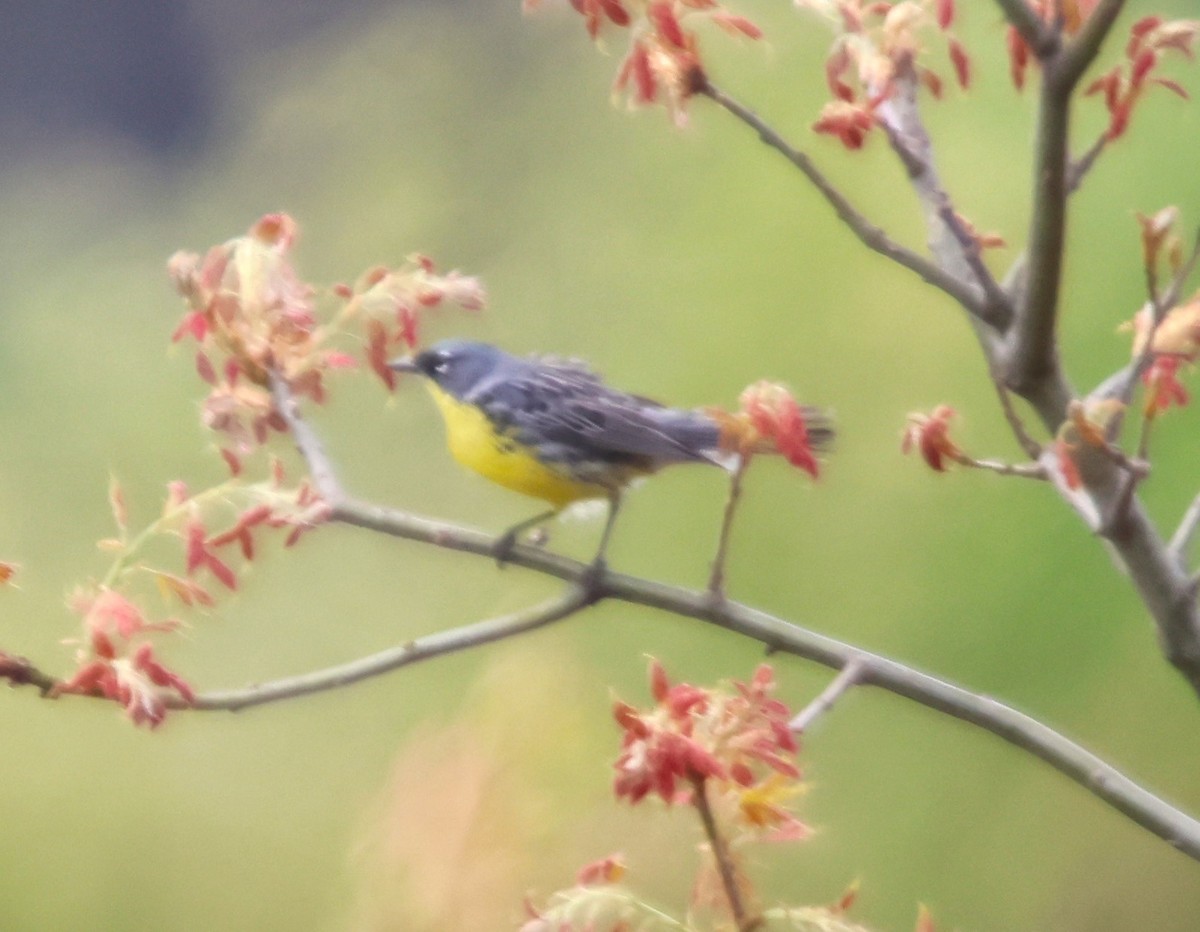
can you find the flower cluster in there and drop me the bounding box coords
[1085,17,1198,140]
[525,0,762,126]
[169,214,332,464]
[901,404,962,472]
[1049,399,1125,491]
[612,659,807,839]
[57,465,329,727]
[336,254,485,391]
[1128,297,1200,418]
[1124,207,1200,419]
[171,213,485,467]
[709,380,826,478]
[801,0,970,150]
[57,587,194,728]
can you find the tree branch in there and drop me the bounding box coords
[875,64,1013,333]
[181,586,593,711]
[698,82,1005,330]
[1006,64,1072,400]
[1005,1,1125,404]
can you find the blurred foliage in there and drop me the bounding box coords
[1,1,1200,930]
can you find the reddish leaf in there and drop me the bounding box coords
[195,351,217,386]
[948,38,971,89]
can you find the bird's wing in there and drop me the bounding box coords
[470,358,721,467]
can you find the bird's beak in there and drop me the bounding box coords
[388,356,419,374]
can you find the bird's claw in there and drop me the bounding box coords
[493,530,518,568]
[579,556,608,602]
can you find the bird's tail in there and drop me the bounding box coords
[795,406,835,452]
[649,406,835,468]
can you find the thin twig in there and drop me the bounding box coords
[958,455,1048,480]
[184,587,592,711]
[1067,133,1109,194]
[935,202,1012,318]
[690,774,757,932]
[872,62,1013,333]
[991,371,1044,458]
[789,658,866,733]
[698,82,1002,329]
[709,457,748,596]
[1169,494,1200,568]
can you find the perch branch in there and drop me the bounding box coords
[255,383,1200,861]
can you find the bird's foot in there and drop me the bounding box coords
[493,529,519,568]
[579,556,608,603]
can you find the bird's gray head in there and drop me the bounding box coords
[388,340,506,399]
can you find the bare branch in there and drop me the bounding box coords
[789,658,866,733]
[698,82,1005,330]
[874,64,1013,331]
[958,456,1048,480]
[182,586,593,712]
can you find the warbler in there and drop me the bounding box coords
[390,340,833,568]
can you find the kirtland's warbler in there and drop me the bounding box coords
[390,340,833,569]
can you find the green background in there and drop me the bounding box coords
[2,2,1199,929]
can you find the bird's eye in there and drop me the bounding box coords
[431,358,450,375]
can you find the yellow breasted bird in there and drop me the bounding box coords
[390,340,833,569]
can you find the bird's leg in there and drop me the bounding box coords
[582,492,621,593]
[494,508,559,567]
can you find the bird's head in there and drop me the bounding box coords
[388,340,505,400]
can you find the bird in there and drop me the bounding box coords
[389,340,833,573]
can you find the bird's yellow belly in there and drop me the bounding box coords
[426,384,614,509]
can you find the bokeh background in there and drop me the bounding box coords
[2,1,1199,929]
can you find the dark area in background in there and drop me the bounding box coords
[0,0,394,159]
